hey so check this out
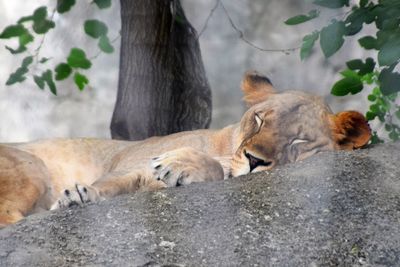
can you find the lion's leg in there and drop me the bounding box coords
[151,147,226,187]
[50,170,166,210]
[0,146,54,227]
[92,171,167,196]
[0,209,24,228]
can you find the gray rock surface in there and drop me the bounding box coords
[1,143,399,266]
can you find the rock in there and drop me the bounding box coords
[1,143,399,266]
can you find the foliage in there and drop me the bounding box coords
[0,0,116,95]
[286,0,400,142]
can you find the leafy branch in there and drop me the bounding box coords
[285,0,400,142]
[0,0,115,95]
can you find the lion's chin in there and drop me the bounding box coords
[231,165,250,177]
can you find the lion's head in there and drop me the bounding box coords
[231,71,371,177]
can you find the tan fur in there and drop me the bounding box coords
[0,71,371,227]
[0,146,53,227]
[241,70,275,107]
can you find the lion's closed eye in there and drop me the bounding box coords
[290,139,309,145]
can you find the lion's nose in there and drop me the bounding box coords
[244,150,272,172]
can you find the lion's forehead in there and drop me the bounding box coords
[272,92,330,113]
[253,92,334,143]
[254,92,330,124]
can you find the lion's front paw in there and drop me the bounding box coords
[150,147,224,187]
[151,156,190,187]
[50,184,101,210]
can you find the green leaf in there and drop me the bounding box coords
[361,72,375,84]
[6,31,35,54]
[378,68,400,95]
[285,10,319,25]
[19,31,34,46]
[346,59,363,70]
[320,20,346,58]
[98,35,114,53]
[331,76,363,96]
[386,92,398,101]
[366,111,376,121]
[6,66,29,85]
[0,24,27,38]
[93,0,112,9]
[345,21,363,36]
[39,57,50,63]
[370,131,384,144]
[74,72,89,91]
[26,7,56,34]
[360,0,369,7]
[369,104,380,113]
[362,58,376,76]
[67,48,92,69]
[381,18,400,30]
[340,69,359,79]
[33,75,45,90]
[378,37,400,66]
[84,19,108,38]
[32,7,47,21]
[367,94,376,101]
[372,87,380,96]
[358,36,378,50]
[55,63,72,80]
[22,56,33,68]
[345,6,377,35]
[344,8,368,36]
[313,0,349,8]
[57,0,76,13]
[5,45,26,54]
[380,0,400,7]
[378,98,389,110]
[6,57,32,85]
[300,31,319,60]
[376,29,400,48]
[374,5,400,30]
[42,70,57,95]
[33,20,55,34]
[346,58,375,75]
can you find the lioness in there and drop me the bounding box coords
[0,71,371,227]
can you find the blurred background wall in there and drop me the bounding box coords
[0,0,369,142]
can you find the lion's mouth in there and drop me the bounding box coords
[244,150,272,172]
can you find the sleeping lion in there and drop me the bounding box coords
[0,71,371,227]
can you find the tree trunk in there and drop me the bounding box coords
[111,0,212,141]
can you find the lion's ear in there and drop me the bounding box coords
[241,70,276,107]
[330,111,371,150]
